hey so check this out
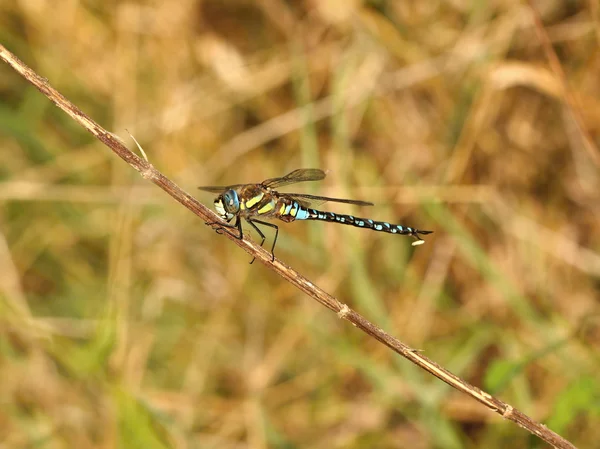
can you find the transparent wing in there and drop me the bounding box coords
[261,169,326,188]
[199,169,325,192]
[286,193,374,208]
[198,184,247,193]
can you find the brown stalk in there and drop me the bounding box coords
[524,0,600,166]
[0,43,577,449]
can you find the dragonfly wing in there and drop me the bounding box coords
[287,193,374,207]
[262,169,326,188]
[198,184,246,193]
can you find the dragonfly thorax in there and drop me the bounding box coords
[214,189,240,220]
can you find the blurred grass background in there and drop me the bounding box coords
[1,1,600,448]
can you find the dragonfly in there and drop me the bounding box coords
[199,169,432,262]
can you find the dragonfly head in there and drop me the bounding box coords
[214,189,240,221]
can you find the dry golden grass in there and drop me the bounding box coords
[1,1,599,448]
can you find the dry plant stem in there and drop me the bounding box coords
[525,0,600,166]
[0,44,577,449]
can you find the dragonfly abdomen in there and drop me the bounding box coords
[300,208,432,237]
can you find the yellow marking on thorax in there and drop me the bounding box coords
[280,202,294,216]
[245,192,264,209]
[257,201,275,214]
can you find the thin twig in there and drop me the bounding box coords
[0,43,577,449]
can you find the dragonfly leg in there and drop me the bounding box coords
[206,217,233,228]
[208,217,243,240]
[244,218,268,264]
[248,219,279,262]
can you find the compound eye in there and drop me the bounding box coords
[223,189,240,213]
